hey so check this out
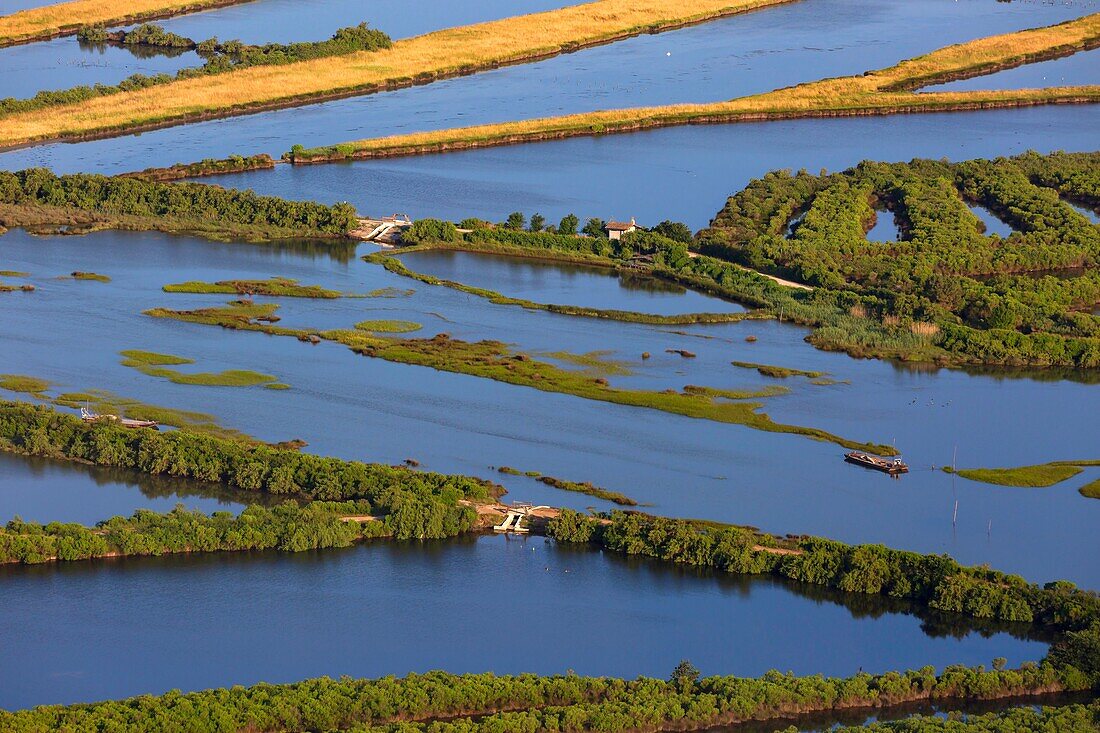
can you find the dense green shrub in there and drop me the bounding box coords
[0,401,493,536]
[0,666,1083,733]
[548,511,1100,633]
[0,168,357,235]
[403,218,459,244]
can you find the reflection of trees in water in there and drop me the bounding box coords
[13,454,287,508]
[711,690,1097,733]
[891,359,1100,385]
[617,271,687,295]
[573,542,1050,645]
[78,41,193,60]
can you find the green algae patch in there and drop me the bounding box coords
[144,299,897,455]
[730,360,826,379]
[1079,478,1100,500]
[120,349,194,366]
[120,349,280,388]
[50,390,254,442]
[536,475,637,506]
[69,271,110,282]
[367,286,415,298]
[265,382,291,390]
[163,277,350,298]
[945,460,1100,488]
[0,270,28,277]
[0,374,50,396]
[543,350,632,376]
[354,319,423,333]
[683,384,790,400]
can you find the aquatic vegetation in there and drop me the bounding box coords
[0,375,50,396]
[729,361,826,379]
[284,16,1100,164]
[0,0,253,47]
[144,300,896,454]
[1079,478,1100,500]
[354,320,423,333]
[164,277,348,298]
[836,703,1100,732]
[536,475,637,506]
[265,383,291,390]
[543,350,633,376]
[120,349,281,388]
[67,271,110,282]
[0,667,1091,733]
[49,389,254,442]
[946,460,1100,488]
[0,0,792,145]
[550,510,1100,633]
[367,286,415,298]
[367,251,745,326]
[0,168,357,240]
[0,270,28,277]
[682,384,790,400]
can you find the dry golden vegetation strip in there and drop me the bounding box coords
[291,13,1100,162]
[0,0,252,48]
[0,0,793,147]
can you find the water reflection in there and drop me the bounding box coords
[0,535,1048,710]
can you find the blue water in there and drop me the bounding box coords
[0,534,1047,709]
[865,209,901,241]
[2,0,1094,174]
[923,49,1099,92]
[967,202,1015,237]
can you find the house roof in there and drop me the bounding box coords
[605,221,635,231]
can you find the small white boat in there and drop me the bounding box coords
[81,407,159,430]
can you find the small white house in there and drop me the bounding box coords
[604,217,637,241]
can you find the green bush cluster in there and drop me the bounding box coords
[548,511,1100,634]
[0,501,386,564]
[402,218,459,244]
[0,665,1082,733]
[834,701,1100,732]
[1,23,391,117]
[0,168,357,235]
[0,401,493,538]
[697,152,1100,368]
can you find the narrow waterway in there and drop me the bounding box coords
[0,534,1048,710]
[922,49,1099,93]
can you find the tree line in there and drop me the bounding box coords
[0,401,496,539]
[0,664,1090,733]
[0,168,357,235]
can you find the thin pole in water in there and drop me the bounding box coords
[953,499,958,527]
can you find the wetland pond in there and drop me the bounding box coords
[1,227,1098,588]
[0,533,1048,710]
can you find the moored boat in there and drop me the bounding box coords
[81,407,159,430]
[844,451,908,474]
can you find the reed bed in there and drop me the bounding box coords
[0,0,791,146]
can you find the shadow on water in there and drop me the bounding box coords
[713,691,1098,733]
[77,41,195,60]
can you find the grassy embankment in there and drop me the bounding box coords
[119,349,284,388]
[288,15,1100,162]
[944,460,1100,499]
[164,277,354,298]
[0,0,806,147]
[141,299,897,454]
[367,250,751,326]
[119,155,275,182]
[0,0,253,48]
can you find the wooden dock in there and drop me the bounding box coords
[350,214,412,244]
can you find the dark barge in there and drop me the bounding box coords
[844,451,908,474]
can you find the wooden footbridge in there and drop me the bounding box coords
[350,213,412,244]
[492,501,555,534]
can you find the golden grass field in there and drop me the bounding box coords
[0,0,794,147]
[0,0,251,47]
[293,13,1100,160]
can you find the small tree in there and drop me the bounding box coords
[650,220,693,243]
[669,659,700,692]
[558,213,579,235]
[582,217,606,238]
[529,213,546,232]
[992,657,1007,671]
[505,211,526,230]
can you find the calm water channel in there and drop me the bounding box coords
[1,0,1095,174]
[0,534,1047,709]
[1,227,1098,587]
[923,49,1098,93]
